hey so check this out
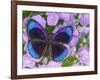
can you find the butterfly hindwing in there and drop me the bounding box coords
[51,43,68,62]
[28,41,46,59]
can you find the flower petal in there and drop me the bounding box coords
[32,15,46,28]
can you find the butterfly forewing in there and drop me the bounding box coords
[53,25,73,44]
[27,19,47,40]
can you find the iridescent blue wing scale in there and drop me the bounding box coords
[51,25,73,62]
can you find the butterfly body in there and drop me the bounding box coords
[26,19,73,62]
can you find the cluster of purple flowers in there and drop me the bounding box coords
[22,12,90,69]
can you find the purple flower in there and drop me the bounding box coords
[77,47,90,66]
[23,50,42,68]
[70,27,79,46]
[52,21,68,33]
[23,17,30,27]
[53,24,64,33]
[22,32,28,44]
[46,13,59,26]
[77,26,89,34]
[38,60,61,68]
[72,63,80,67]
[83,26,89,34]
[46,60,61,68]
[23,53,35,68]
[80,14,90,26]
[59,13,75,25]
[38,64,47,68]
[32,15,46,28]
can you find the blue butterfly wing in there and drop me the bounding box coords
[27,19,47,40]
[53,25,73,44]
[27,19,47,59]
[28,41,46,59]
[51,43,68,62]
[52,25,73,62]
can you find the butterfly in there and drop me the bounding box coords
[26,19,73,62]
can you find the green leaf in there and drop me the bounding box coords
[23,11,30,19]
[35,61,43,67]
[44,54,51,60]
[76,37,83,51]
[74,13,79,19]
[22,44,25,54]
[22,11,46,19]
[45,25,55,35]
[57,19,64,25]
[76,33,89,51]
[62,55,79,67]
